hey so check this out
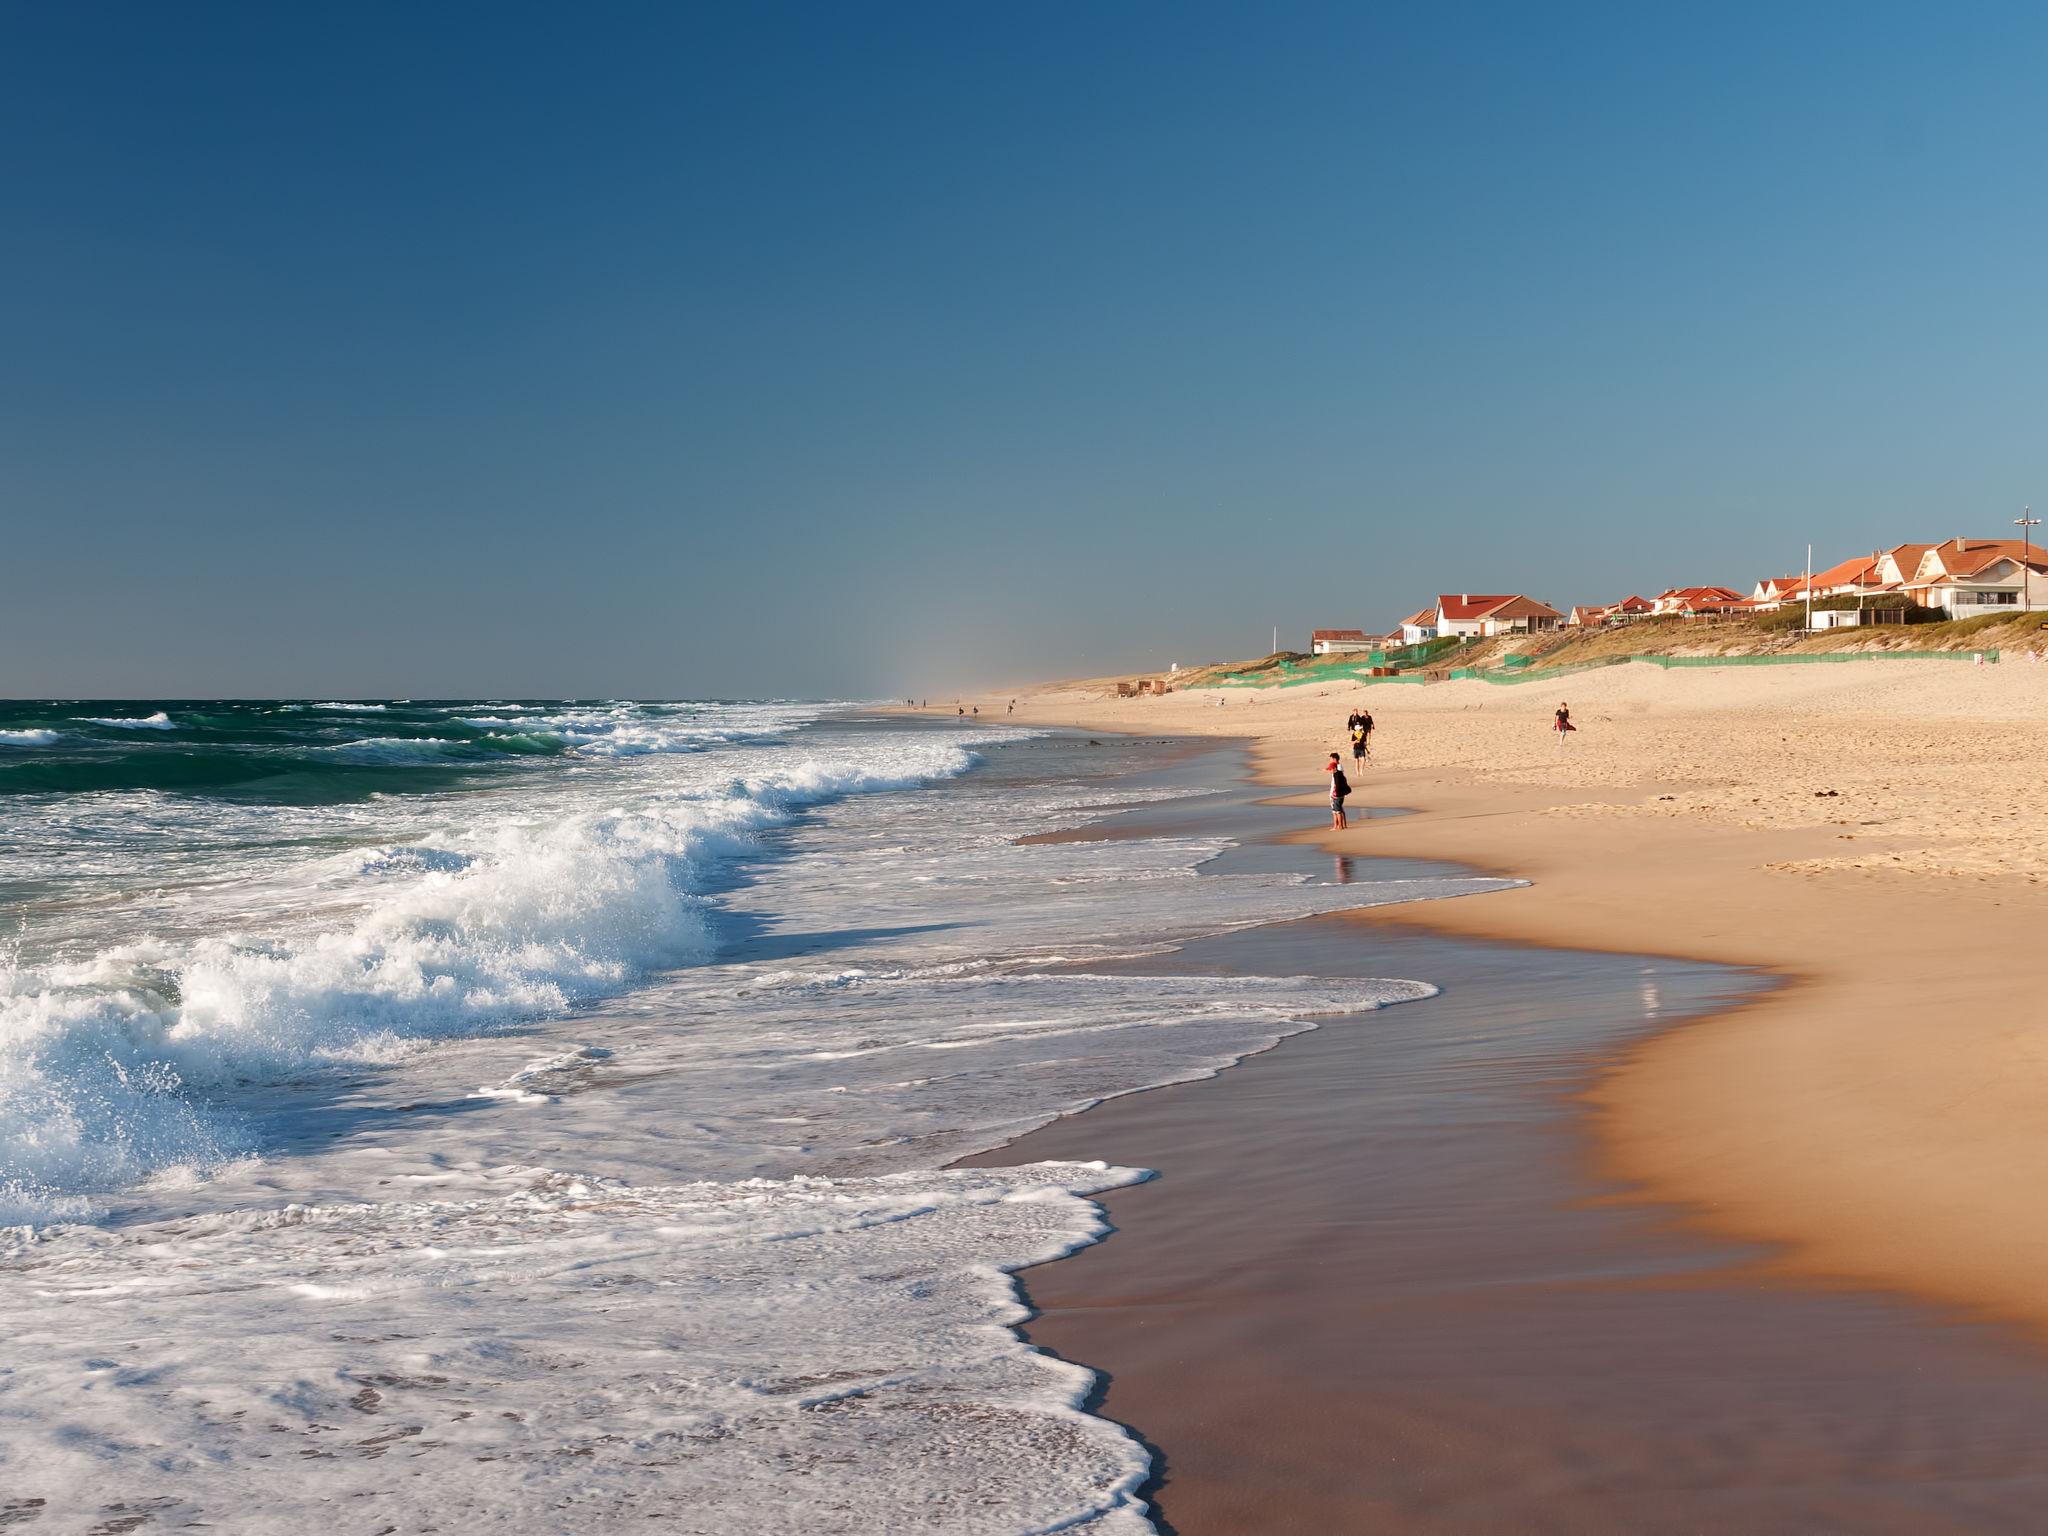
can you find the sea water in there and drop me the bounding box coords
[0,701,1510,1532]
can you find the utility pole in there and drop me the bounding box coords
[1805,543,1813,633]
[2016,508,2040,613]
[1273,625,1279,656]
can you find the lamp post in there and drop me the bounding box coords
[2017,509,2041,613]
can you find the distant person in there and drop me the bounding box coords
[1349,722,1367,766]
[1359,708,1375,756]
[1007,700,1014,714]
[958,706,965,716]
[1327,752,1350,830]
[972,706,979,716]
[1554,702,1575,742]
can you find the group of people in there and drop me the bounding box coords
[1324,700,1578,829]
[1325,707,1374,828]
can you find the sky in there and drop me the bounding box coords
[4,1,2046,698]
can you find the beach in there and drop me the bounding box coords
[983,660,2048,1341]
[10,680,2048,1529]
[0,704,1498,1530]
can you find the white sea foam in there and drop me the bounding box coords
[79,711,175,729]
[0,728,61,746]
[313,701,387,711]
[0,1161,1155,1532]
[0,728,991,1220]
[0,709,1515,1531]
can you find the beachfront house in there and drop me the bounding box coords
[1432,593,1564,640]
[1871,542,1938,590]
[1310,628,1375,655]
[1753,555,1893,611]
[1567,594,1654,627]
[1478,595,1565,636]
[1398,607,1439,646]
[1902,538,2048,615]
[1650,586,1749,617]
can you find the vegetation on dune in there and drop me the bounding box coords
[1084,609,2048,696]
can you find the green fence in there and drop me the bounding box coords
[1451,650,2000,685]
[1197,647,2001,691]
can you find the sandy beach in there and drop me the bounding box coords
[973,659,2048,1338]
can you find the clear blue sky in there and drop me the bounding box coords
[4,2,2044,697]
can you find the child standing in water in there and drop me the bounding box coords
[1327,752,1351,829]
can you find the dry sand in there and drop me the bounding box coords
[959,657,2048,1336]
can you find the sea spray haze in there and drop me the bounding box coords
[0,702,1502,1528]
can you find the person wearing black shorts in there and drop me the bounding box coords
[1327,752,1351,829]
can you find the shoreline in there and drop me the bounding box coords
[978,668,2048,1342]
[967,740,2048,1529]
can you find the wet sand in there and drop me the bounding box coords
[985,669,2048,1338]
[965,754,2048,1532]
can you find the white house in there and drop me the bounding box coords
[1398,607,1439,646]
[1433,593,1564,638]
[1904,540,2048,616]
[1310,628,1375,655]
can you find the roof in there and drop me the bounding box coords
[1311,629,1371,642]
[1922,539,2048,579]
[1435,593,1519,621]
[1657,586,1747,606]
[1479,594,1564,621]
[1808,554,1883,589]
[1612,594,1655,611]
[1400,608,1438,628]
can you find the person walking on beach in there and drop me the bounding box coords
[1348,720,1367,767]
[1359,707,1374,757]
[1554,702,1575,743]
[1327,752,1351,830]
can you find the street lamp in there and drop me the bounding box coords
[2017,508,2041,613]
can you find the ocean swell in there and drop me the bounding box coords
[0,739,981,1223]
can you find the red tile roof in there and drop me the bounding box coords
[1435,593,1519,621]
[1924,539,2048,578]
[1657,586,1747,607]
[1311,629,1371,642]
[1479,594,1564,621]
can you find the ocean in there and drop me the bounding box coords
[0,699,1509,1530]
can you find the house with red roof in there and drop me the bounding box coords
[1902,537,2048,616]
[1872,542,1938,589]
[1397,607,1439,646]
[1569,594,1654,626]
[1432,593,1565,639]
[1650,586,1750,617]
[1309,628,1375,655]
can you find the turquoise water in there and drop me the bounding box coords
[0,698,790,801]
